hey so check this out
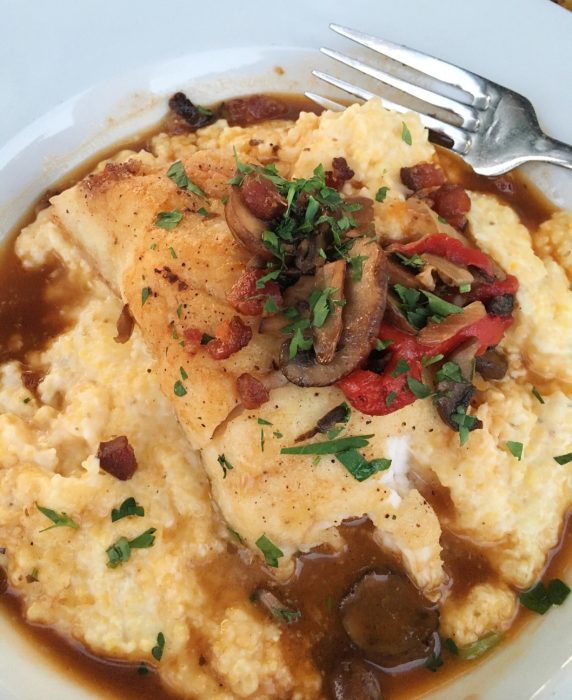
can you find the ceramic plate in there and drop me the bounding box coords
[1,1,572,698]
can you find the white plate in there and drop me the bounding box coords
[1,1,572,699]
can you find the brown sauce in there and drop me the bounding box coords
[0,92,567,700]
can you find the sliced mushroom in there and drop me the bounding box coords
[340,571,439,669]
[313,260,346,364]
[295,402,350,442]
[418,301,486,346]
[281,241,388,386]
[419,253,474,288]
[447,338,480,381]
[485,294,514,317]
[386,258,422,289]
[475,348,508,380]
[329,658,384,700]
[384,293,417,335]
[225,186,273,260]
[259,276,315,335]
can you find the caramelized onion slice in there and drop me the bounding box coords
[419,253,474,288]
[281,240,388,387]
[418,301,485,346]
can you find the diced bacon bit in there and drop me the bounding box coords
[207,316,253,360]
[226,268,283,316]
[240,172,286,220]
[431,184,471,230]
[222,95,290,126]
[184,327,203,355]
[236,373,269,409]
[325,157,355,189]
[97,436,138,481]
[400,163,446,191]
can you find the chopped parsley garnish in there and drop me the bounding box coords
[401,122,413,146]
[221,195,229,205]
[437,215,448,224]
[197,207,209,217]
[519,578,570,614]
[375,186,390,203]
[554,453,572,465]
[255,534,284,568]
[176,304,183,319]
[532,386,545,404]
[309,286,344,328]
[393,284,462,330]
[260,429,265,452]
[506,441,523,461]
[425,653,443,672]
[22,396,31,404]
[258,418,273,426]
[336,449,391,482]
[36,505,79,532]
[406,376,433,399]
[217,454,234,478]
[155,209,183,230]
[457,633,503,660]
[166,161,206,198]
[111,497,145,522]
[386,391,397,408]
[27,567,39,583]
[180,366,188,381]
[149,242,157,250]
[256,269,281,289]
[375,339,393,351]
[394,252,425,270]
[391,358,410,377]
[263,297,279,314]
[141,287,151,306]
[443,638,458,655]
[435,361,463,383]
[273,430,283,439]
[422,353,444,367]
[152,632,165,661]
[451,406,479,446]
[271,607,301,624]
[201,333,214,345]
[173,380,187,397]
[138,663,149,676]
[459,282,472,293]
[281,434,375,455]
[169,246,178,259]
[106,528,157,569]
[348,254,368,282]
[227,526,244,544]
[288,326,313,360]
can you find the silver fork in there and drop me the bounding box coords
[307,24,572,176]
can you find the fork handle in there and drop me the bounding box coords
[534,135,572,171]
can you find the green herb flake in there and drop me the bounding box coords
[150,242,157,251]
[176,304,183,319]
[111,497,145,522]
[129,528,157,549]
[256,269,281,289]
[271,607,301,624]
[443,638,459,655]
[36,505,79,532]
[532,386,545,404]
[281,434,375,456]
[227,526,244,544]
[166,161,206,198]
[457,633,504,660]
[168,246,178,259]
[263,296,279,314]
[554,453,572,465]
[375,186,390,203]
[217,453,234,478]
[201,333,214,345]
[519,581,553,615]
[141,287,151,306]
[273,430,283,439]
[258,418,272,426]
[547,578,571,605]
[106,536,131,568]
[506,441,523,461]
[138,663,149,676]
[385,391,397,408]
[394,252,425,270]
[197,207,209,217]
[375,339,393,352]
[436,361,463,383]
[152,632,165,662]
[425,653,443,672]
[173,380,187,397]
[337,448,391,482]
[391,358,410,378]
[407,376,432,399]
[401,122,413,146]
[451,406,479,447]
[221,195,229,205]
[422,291,463,318]
[422,353,444,367]
[459,282,472,293]
[22,396,31,404]
[348,255,368,282]
[288,327,313,360]
[27,567,39,583]
[155,209,183,230]
[180,366,188,381]
[260,428,265,452]
[437,215,448,224]
[255,534,284,568]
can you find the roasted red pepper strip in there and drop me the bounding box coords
[389,233,494,277]
[468,274,519,303]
